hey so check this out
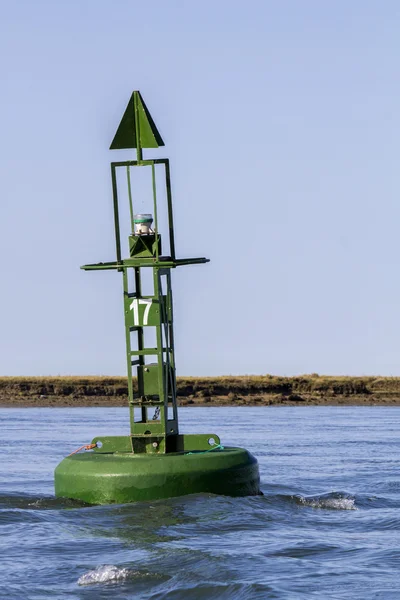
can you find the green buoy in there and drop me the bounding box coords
[54,91,260,504]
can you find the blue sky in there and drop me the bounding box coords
[1,0,400,376]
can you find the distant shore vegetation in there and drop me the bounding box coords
[1,375,400,407]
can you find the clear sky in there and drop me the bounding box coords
[1,0,400,377]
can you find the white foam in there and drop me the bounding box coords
[299,496,356,510]
[78,565,131,586]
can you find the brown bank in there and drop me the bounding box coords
[1,375,400,407]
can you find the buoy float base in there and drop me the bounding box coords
[54,447,260,505]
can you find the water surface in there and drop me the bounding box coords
[1,406,400,599]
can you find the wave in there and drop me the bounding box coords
[293,492,357,511]
[78,565,135,585]
[77,565,167,587]
[147,582,273,600]
[0,493,89,510]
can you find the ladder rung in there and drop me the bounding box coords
[131,359,141,366]
[130,348,169,356]
[130,348,157,356]
[129,400,164,408]
[129,401,163,406]
[131,348,169,356]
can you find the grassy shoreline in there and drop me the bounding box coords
[1,375,400,407]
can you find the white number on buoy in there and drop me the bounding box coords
[129,298,153,326]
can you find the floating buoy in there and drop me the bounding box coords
[54,91,260,504]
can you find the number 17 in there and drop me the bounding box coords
[130,298,153,326]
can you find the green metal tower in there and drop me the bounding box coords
[54,92,260,504]
[82,91,208,454]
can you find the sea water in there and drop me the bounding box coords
[1,406,400,599]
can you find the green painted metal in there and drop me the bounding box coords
[89,434,221,454]
[80,158,209,449]
[81,257,209,270]
[129,233,161,259]
[54,91,260,503]
[55,447,260,504]
[110,91,164,150]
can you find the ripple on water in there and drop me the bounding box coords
[78,565,133,585]
[0,492,88,510]
[77,565,169,587]
[147,582,275,600]
[293,492,357,511]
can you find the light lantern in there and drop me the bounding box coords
[133,213,153,235]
